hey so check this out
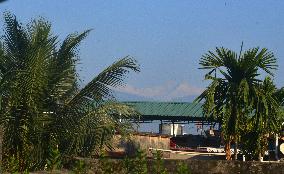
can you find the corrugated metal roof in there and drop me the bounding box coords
[123,101,205,121]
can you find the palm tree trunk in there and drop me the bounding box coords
[234,136,238,160]
[258,152,262,161]
[225,140,231,160]
[231,98,238,160]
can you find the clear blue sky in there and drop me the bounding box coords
[1,0,284,101]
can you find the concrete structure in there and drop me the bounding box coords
[159,123,184,136]
[87,159,284,174]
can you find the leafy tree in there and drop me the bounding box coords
[240,77,283,160]
[197,46,277,160]
[0,12,139,171]
[274,87,284,106]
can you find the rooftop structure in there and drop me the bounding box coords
[123,101,215,122]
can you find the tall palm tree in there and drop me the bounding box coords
[0,12,139,171]
[197,46,277,160]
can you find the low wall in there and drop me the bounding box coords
[77,159,284,174]
[111,133,171,156]
[71,159,284,174]
[159,160,284,174]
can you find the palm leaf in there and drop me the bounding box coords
[67,56,140,107]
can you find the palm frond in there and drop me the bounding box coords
[68,56,140,107]
[58,101,138,156]
[48,30,91,103]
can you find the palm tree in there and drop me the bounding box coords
[240,77,283,160]
[0,12,139,171]
[197,46,277,160]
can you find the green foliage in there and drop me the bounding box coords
[0,12,139,172]
[2,155,30,173]
[72,160,89,174]
[97,150,148,174]
[97,154,118,174]
[240,127,266,160]
[176,161,191,174]
[240,77,283,160]
[69,150,192,174]
[4,155,20,173]
[274,87,284,106]
[196,45,281,159]
[152,150,168,174]
[46,146,62,171]
[122,149,148,174]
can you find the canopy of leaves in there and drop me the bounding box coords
[0,12,139,171]
[196,46,282,159]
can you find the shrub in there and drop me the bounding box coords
[176,161,191,174]
[152,150,168,174]
[72,160,89,174]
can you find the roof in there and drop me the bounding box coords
[123,101,208,121]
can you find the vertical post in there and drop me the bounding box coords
[201,121,204,136]
[159,120,163,134]
[172,121,175,137]
[275,133,279,160]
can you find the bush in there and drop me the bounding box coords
[122,149,148,174]
[72,160,89,174]
[152,150,168,174]
[46,147,62,171]
[176,161,191,174]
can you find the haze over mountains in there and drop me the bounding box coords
[113,81,203,102]
[114,91,198,102]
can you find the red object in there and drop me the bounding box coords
[170,140,177,148]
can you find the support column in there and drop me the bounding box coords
[159,120,163,134]
[172,121,175,137]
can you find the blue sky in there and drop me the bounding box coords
[1,0,284,101]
